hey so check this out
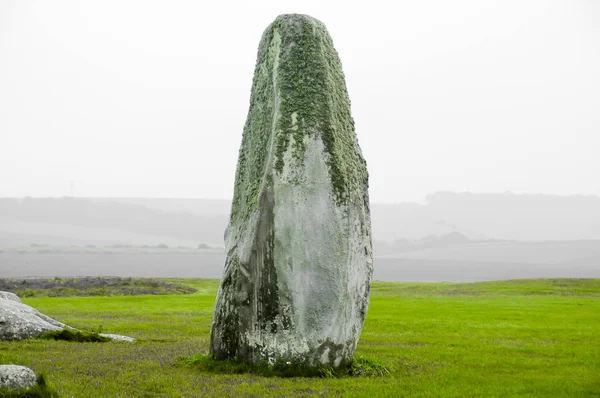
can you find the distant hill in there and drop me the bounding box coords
[2,194,599,281]
[424,192,600,241]
[105,192,600,241]
[0,197,227,247]
[1,192,599,250]
[91,198,231,217]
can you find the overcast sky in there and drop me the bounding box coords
[1,0,598,203]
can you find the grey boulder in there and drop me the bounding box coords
[0,291,135,342]
[0,365,37,391]
[0,295,68,340]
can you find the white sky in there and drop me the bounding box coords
[1,0,599,203]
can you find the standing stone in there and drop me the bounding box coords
[210,14,373,367]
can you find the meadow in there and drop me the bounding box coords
[1,278,599,397]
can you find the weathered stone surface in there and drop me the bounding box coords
[0,295,68,340]
[0,292,21,303]
[0,291,135,342]
[210,14,373,367]
[99,333,136,342]
[0,365,37,391]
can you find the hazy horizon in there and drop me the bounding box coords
[2,190,600,206]
[2,194,600,280]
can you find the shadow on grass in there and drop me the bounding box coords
[180,354,391,378]
[38,330,110,343]
[0,374,60,398]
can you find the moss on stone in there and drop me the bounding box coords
[273,14,367,207]
[212,14,372,367]
[229,14,368,223]
[39,329,111,343]
[229,26,280,222]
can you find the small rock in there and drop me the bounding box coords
[100,333,136,342]
[0,365,36,391]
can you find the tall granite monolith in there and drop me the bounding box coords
[210,14,373,367]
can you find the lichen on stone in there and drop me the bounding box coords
[211,14,373,368]
[273,14,368,207]
[230,14,368,223]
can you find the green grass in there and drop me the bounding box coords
[1,278,598,397]
[181,353,390,378]
[372,278,600,297]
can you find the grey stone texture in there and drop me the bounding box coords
[0,365,37,391]
[0,291,135,342]
[0,292,21,303]
[210,14,373,367]
[0,293,68,340]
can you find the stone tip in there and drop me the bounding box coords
[274,13,315,19]
[272,13,325,28]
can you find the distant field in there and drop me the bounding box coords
[2,250,599,282]
[0,220,204,248]
[0,251,225,279]
[1,278,598,397]
[382,240,600,263]
[373,257,600,282]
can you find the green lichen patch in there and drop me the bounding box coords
[180,353,390,378]
[273,14,367,207]
[229,13,369,223]
[229,26,281,223]
[38,330,111,343]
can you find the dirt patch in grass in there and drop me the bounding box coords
[0,277,197,297]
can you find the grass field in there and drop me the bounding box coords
[1,278,599,397]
